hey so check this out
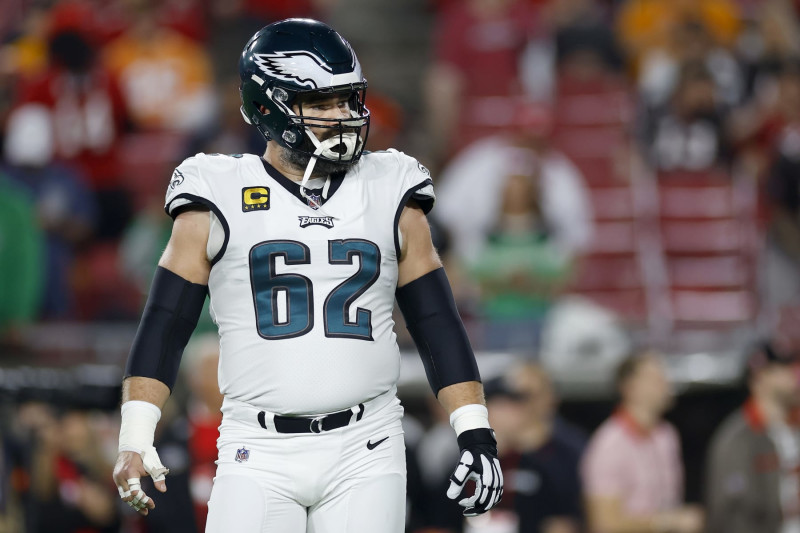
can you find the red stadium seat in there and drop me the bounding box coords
[656,169,730,184]
[553,126,626,161]
[661,220,743,254]
[587,221,638,255]
[653,171,762,327]
[667,256,750,289]
[568,178,649,323]
[574,289,648,322]
[570,255,642,291]
[659,185,735,219]
[671,290,756,323]
[590,186,635,221]
[554,91,633,127]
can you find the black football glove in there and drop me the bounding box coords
[446,428,504,516]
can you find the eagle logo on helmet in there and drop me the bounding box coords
[253,51,333,89]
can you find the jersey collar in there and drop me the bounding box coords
[614,407,654,438]
[260,157,346,209]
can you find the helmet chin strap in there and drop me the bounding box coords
[298,144,326,208]
[298,127,361,207]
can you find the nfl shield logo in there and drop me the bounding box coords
[306,193,322,210]
[235,446,250,463]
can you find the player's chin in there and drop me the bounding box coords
[314,157,356,175]
[285,147,356,175]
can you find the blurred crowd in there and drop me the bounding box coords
[5,0,800,531]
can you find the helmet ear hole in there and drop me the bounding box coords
[257,104,270,115]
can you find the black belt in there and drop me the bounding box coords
[258,404,365,434]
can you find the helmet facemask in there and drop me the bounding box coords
[281,85,370,172]
[241,78,370,201]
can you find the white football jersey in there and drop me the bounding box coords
[164,151,434,415]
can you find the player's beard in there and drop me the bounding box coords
[279,132,359,177]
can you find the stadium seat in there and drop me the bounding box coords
[661,220,743,254]
[667,256,750,289]
[571,255,642,291]
[554,90,633,127]
[590,186,635,221]
[653,170,762,327]
[659,185,735,219]
[553,126,626,161]
[574,289,648,322]
[671,290,755,323]
[587,221,638,255]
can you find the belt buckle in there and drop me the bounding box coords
[309,415,326,433]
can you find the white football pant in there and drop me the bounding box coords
[206,390,406,533]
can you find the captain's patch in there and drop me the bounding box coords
[242,187,270,212]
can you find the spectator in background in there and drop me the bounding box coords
[706,342,800,533]
[117,333,223,532]
[156,0,212,43]
[519,0,624,108]
[552,0,623,85]
[119,195,173,297]
[0,172,43,346]
[0,425,23,532]
[103,0,215,134]
[119,196,216,333]
[10,1,131,241]
[762,59,800,307]
[19,404,120,532]
[468,170,576,350]
[436,103,592,350]
[639,61,731,173]
[616,0,742,76]
[2,104,95,319]
[437,103,592,264]
[424,0,541,166]
[729,56,800,181]
[181,333,223,531]
[0,6,50,80]
[736,0,800,105]
[185,76,266,157]
[413,397,463,533]
[638,18,744,108]
[487,363,585,533]
[582,352,703,533]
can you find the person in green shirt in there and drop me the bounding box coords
[0,173,44,342]
[469,173,574,351]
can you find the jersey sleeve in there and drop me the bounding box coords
[390,151,437,257]
[396,151,435,214]
[163,154,231,266]
[164,154,215,219]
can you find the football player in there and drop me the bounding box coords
[112,18,503,532]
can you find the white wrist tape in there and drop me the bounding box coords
[449,404,490,436]
[118,401,161,455]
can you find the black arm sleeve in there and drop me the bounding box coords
[396,267,481,395]
[124,266,208,390]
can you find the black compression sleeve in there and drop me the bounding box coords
[124,266,208,390]
[396,267,481,395]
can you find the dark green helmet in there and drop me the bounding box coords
[239,18,370,164]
